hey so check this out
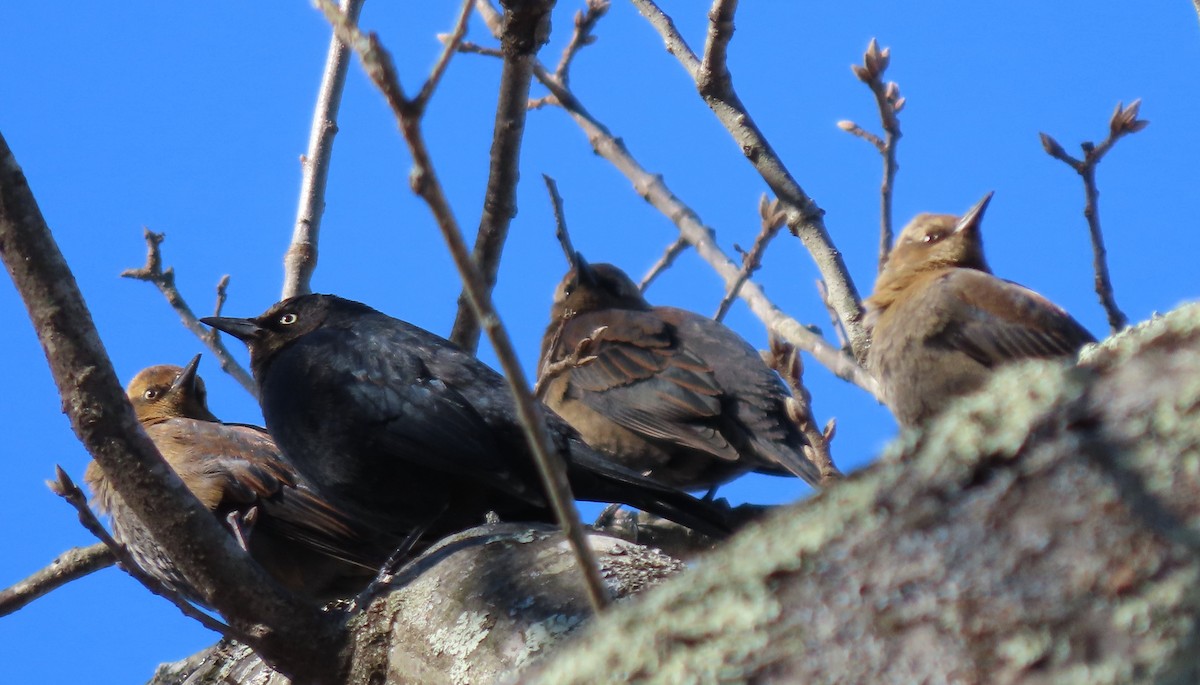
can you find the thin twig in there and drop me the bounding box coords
[839,39,903,272]
[449,0,554,353]
[554,0,610,87]
[458,40,505,58]
[0,132,346,681]
[415,0,474,114]
[816,279,849,353]
[630,0,869,363]
[48,467,242,639]
[472,1,880,398]
[317,1,611,613]
[766,340,842,485]
[1040,100,1145,333]
[283,0,366,300]
[639,236,689,292]
[0,543,114,617]
[713,194,786,322]
[534,320,605,399]
[122,229,257,397]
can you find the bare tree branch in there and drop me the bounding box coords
[1039,99,1145,333]
[283,0,366,301]
[316,1,611,613]
[414,0,474,114]
[553,0,610,87]
[639,236,689,292]
[0,543,113,617]
[713,194,786,322]
[450,0,555,353]
[630,0,869,363]
[48,467,243,640]
[839,39,903,272]
[766,339,842,485]
[0,131,347,682]
[816,278,849,353]
[472,3,881,398]
[122,229,257,397]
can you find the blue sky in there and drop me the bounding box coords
[2,2,1197,682]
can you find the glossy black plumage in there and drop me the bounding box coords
[202,295,732,547]
[865,193,1097,428]
[539,254,823,491]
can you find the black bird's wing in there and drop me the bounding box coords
[334,319,548,506]
[934,270,1097,367]
[556,310,742,462]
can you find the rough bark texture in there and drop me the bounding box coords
[150,303,1200,684]
[151,524,685,685]
[519,302,1200,684]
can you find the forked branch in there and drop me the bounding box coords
[1040,100,1145,333]
[122,229,256,396]
[838,39,904,272]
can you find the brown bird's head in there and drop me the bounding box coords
[127,354,219,424]
[867,192,994,315]
[550,252,651,322]
[202,294,343,379]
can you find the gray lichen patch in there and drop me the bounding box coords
[519,303,1200,685]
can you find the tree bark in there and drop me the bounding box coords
[150,303,1200,684]
[151,523,686,684]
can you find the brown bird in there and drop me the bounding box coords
[85,355,396,603]
[864,192,1097,428]
[539,245,823,493]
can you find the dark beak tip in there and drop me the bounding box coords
[173,354,202,392]
[201,316,261,342]
[956,191,994,233]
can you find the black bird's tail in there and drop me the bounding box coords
[568,445,735,538]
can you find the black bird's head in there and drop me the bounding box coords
[550,254,651,321]
[203,294,344,377]
[126,354,219,424]
[880,192,993,282]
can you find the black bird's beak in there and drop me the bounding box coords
[171,354,202,394]
[201,316,263,342]
[954,191,994,235]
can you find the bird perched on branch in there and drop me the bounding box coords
[537,233,824,493]
[85,355,394,603]
[865,192,1096,428]
[202,294,733,549]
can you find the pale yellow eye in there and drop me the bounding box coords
[279,313,298,325]
[143,388,160,400]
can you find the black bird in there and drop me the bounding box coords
[539,249,824,493]
[86,355,396,603]
[865,193,1097,428]
[202,295,733,548]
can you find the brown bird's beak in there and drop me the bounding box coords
[572,250,598,288]
[954,191,994,235]
[171,354,203,394]
[552,214,597,286]
[201,316,263,342]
